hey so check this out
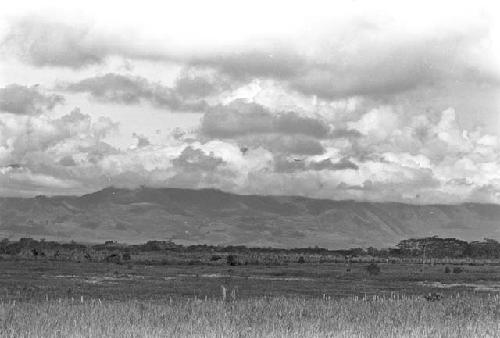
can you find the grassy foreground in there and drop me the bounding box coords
[1,294,499,337]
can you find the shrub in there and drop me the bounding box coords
[453,267,464,273]
[210,255,222,261]
[444,266,451,273]
[226,255,237,266]
[366,263,381,276]
[297,256,305,264]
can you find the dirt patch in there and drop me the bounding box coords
[418,281,500,292]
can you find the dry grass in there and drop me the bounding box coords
[0,294,499,337]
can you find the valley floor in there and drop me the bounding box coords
[1,259,500,337]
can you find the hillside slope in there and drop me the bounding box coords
[1,187,499,248]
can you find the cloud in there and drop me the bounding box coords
[174,69,232,99]
[309,158,359,171]
[171,146,224,172]
[58,155,76,167]
[200,100,329,138]
[185,23,499,100]
[132,133,150,148]
[0,84,64,115]
[5,15,497,101]
[62,73,217,112]
[274,157,358,173]
[199,100,329,156]
[1,103,500,203]
[2,18,108,68]
[190,49,304,82]
[0,107,117,168]
[248,134,325,156]
[1,13,500,203]
[1,17,168,68]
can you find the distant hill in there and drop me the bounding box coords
[0,187,499,248]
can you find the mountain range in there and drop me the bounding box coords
[1,187,499,248]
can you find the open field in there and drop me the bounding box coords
[1,294,500,337]
[2,259,500,301]
[2,259,500,336]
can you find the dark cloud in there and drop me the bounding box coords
[274,156,306,173]
[62,73,207,112]
[330,129,363,139]
[58,156,76,167]
[185,26,497,100]
[174,71,231,99]
[172,146,224,172]
[274,157,358,173]
[5,163,24,169]
[242,134,325,156]
[132,133,150,148]
[201,101,273,137]
[275,113,329,138]
[309,158,359,171]
[64,73,152,104]
[0,84,65,115]
[201,100,330,139]
[167,146,236,189]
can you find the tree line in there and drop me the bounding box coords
[1,236,500,259]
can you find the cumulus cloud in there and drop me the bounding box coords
[58,155,76,167]
[1,11,500,204]
[61,73,210,112]
[0,107,120,195]
[198,100,330,156]
[200,100,329,138]
[246,134,325,156]
[274,156,358,173]
[2,103,500,203]
[60,69,235,112]
[309,158,359,171]
[0,84,64,115]
[167,146,235,189]
[0,107,117,169]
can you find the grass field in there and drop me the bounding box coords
[2,259,500,300]
[1,259,500,336]
[1,294,500,337]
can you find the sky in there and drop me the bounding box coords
[0,0,499,203]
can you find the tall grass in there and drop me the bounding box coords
[0,294,499,337]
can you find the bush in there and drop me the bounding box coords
[226,255,238,266]
[453,267,464,273]
[444,266,451,273]
[297,256,305,264]
[210,255,222,261]
[366,263,381,276]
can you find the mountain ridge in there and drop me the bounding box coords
[1,187,499,249]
